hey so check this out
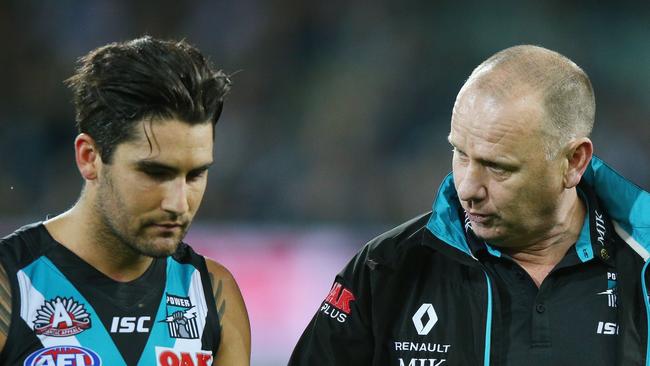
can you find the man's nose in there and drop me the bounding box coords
[456,163,487,204]
[161,178,190,215]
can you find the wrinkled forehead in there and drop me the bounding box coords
[449,84,550,161]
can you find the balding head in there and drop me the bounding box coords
[456,45,595,158]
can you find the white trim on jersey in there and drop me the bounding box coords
[17,270,82,347]
[171,269,209,349]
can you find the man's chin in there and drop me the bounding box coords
[470,223,503,242]
[134,238,181,258]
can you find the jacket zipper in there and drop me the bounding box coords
[483,270,494,366]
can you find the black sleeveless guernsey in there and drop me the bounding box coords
[0,222,221,366]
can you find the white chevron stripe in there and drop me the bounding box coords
[17,270,81,347]
[172,269,208,349]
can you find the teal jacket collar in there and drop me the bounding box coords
[426,156,650,261]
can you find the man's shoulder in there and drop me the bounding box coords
[360,212,436,268]
[1,222,43,243]
[0,222,49,266]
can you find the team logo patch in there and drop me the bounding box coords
[319,282,356,323]
[155,346,213,366]
[597,272,618,308]
[24,345,101,366]
[160,293,200,339]
[33,296,91,337]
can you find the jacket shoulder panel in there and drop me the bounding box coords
[362,212,432,269]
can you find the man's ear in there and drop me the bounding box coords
[564,137,593,189]
[75,134,101,181]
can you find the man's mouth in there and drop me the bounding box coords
[467,212,493,224]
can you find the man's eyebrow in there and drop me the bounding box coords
[447,137,462,152]
[446,138,516,167]
[135,161,178,173]
[135,160,214,173]
[189,162,214,173]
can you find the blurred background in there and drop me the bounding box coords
[1,0,649,364]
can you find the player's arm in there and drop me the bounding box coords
[205,259,250,366]
[0,262,11,352]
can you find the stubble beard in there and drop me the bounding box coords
[95,171,186,259]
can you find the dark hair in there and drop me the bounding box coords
[65,36,231,163]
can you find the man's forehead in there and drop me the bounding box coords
[453,84,545,130]
[114,119,214,163]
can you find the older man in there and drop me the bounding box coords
[289,45,650,365]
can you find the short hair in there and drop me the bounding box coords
[66,36,231,163]
[463,45,595,158]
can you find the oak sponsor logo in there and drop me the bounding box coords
[33,296,91,337]
[155,347,213,366]
[24,346,102,366]
[320,282,356,323]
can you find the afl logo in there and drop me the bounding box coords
[24,346,101,366]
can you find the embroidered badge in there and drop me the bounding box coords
[34,296,92,337]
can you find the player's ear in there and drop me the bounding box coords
[563,137,593,189]
[74,133,101,181]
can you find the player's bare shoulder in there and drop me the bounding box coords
[0,261,11,351]
[205,258,250,365]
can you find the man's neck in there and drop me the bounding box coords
[501,190,587,287]
[44,202,153,282]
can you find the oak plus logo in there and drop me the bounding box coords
[319,282,356,323]
[412,303,438,336]
[33,296,91,337]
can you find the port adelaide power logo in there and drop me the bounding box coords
[160,293,200,339]
[33,296,91,337]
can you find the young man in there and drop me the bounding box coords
[0,37,250,365]
[289,45,650,365]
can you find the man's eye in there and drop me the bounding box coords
[453,149,468,160]
[144,170,172,180]
[187,170,207,182]
[487,164,509,176]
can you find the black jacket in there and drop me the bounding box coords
[289,157,650,366]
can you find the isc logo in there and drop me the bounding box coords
[110,316,151,333]
[596,321,619,335]
[155,347,213,366]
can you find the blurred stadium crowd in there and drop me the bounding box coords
[1,0,649,225]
